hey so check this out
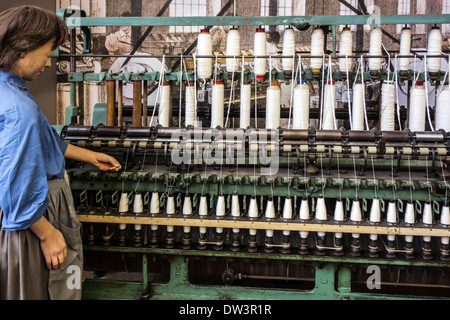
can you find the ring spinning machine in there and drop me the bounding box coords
[56,9,450,300]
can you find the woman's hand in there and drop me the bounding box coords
[91,152,122,172]
[64,143,122,172]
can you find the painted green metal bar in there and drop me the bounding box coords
[80,247,449,300]
[83,245,450,268]
[63,14,450,28]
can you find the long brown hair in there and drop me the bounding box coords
[0,5,68,71]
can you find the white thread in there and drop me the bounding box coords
[166,194,175,215]
[265,80,281,129]
[334,198,344,239]
[166,194,175,233]
[315,195,327,237]
[231,192,240,233]
[182,194,192,233]
[282,27,295,73]
[350,197,362,238]
[310,27,324,70]
[216,194,226,233]
[352,82,365,130]
[240,82,251,128]
[292,80,310,129]
[299,196,310,239]
[149,191,159,214]
[322,80,336,130]
[368,27,382,71]
[185,82,196,127]
[423,56,434,131]
[404,201,415,243]
[226,28,240,73]
[399,27,411,71]
[441,202,450,245]
[282,197,293,236]
[369,198,381,241]
[248,195,258,236]
[197,29,212,80]
[157,82,172,127]
[427,27,442,73]
[339,27,353,73]
[435,84,450,131]
[409,81,426,132]
[134,191,144,214]
[386,199,397,241]
[199,194,208,234]
[211,80,224,128]
[265,197,276,237]
[380,81,396,131]
[254,27,267,79]
[423,201,433,242]
[119,192,129,213]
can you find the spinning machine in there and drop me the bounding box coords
[56,9,450,300]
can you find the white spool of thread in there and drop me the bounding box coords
[322,80,336,130]
[380,81,396,131]
[119,192,129,213]
[352,82,365,130]
[334,198,345,239]
[158,82,172,127]
[149,191,159,232]
[211,80,224,128]
[435,84,450,131]
[199,194,208,234]
[369,198,381,241]
[440,202,450,245]
[299,196,310,239]
[185,81,196,127]
[399,27,411,72]
[265,197,276,237]
[166,194,175,233]
[282,27,295,73]
[282,197,293,236]
[350,197,362,240]
[339,27,353,73]
[254,27,267,81]
[386,199,398,241]
[404,200,415,243]
[427,27,442,74]
[226,27,240,73]
[315,195,327,237]
[310,27,324,71]
[197,29,212,80]
[265,80,281,129]
[182,194,192,233]
[368,27,382,72]
[231,192,240,233]
[422,201,433,242]
[409,80,426,132]
[148,191,159,215]
[292,80,310,129]
[216,194,226,233]
[134,191,145,214]
[240,82,251,128]
[248,195,259,236]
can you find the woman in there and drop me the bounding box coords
[0,5,121,300]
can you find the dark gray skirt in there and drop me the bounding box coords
[0,178,83,300]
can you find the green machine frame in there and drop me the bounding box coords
[56,8,450,300]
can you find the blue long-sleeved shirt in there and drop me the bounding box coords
[0,71,68,231]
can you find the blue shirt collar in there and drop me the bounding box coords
[0,71,26,89]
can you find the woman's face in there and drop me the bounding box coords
[10,37,56,81]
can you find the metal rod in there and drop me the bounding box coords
[106,79,116,126]
[133,77,142,127]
